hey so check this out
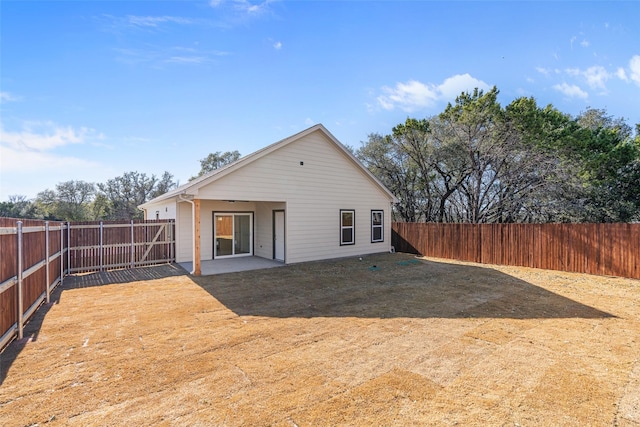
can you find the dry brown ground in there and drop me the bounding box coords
[1,253,639,426]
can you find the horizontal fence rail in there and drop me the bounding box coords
[0,218,66,351]
[0,218,175,352]
[392,222,640,280]
[67,221,174,274]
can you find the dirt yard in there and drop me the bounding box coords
[1,253,639,426]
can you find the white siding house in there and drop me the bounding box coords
[139,124,397,275]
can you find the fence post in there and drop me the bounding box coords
[17,221,24,340]
[131,220,135,268]
[45,221,50,304]
[60,223,64,285]
[99,221,104,272]
[67,222,71,275]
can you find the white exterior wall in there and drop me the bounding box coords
[192,130,393,264]
[141,200,176,220]
[176,201,192,263]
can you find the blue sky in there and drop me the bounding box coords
[1,0,639,200]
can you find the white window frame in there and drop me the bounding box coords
[371,210,384,243]
[340,209,355,246]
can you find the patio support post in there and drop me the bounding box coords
[193,198,201,276]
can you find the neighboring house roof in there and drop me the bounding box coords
[139,123,398,209]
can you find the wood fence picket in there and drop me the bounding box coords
[392,222,640,279]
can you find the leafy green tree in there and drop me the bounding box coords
[419,87,571,223]
[151,171,178,199]
[359,88,638,223]
[357,130,425,222]
[90,193,110,220]
[191,151,241,180]
[96,171,177,220]
[504,97,587,222]
[35,181,95,221]
[0,195,40,219]
[572,110,640,222]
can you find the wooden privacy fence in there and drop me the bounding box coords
[67,220,174,273]
[0,218,175,351]
[0,218,66,351]
[392,222,640,279]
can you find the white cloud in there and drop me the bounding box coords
[378,80,438,111]
[377,74,490,112]
[101,14,199,33]
[125,15,195,28]
[0,145,103,199]
[0,92,20,103]
[583,66,610,90]
[273,41,282,50]
[536,67,551,76]
[538,56,640,97]
[210,0,273,15]
[0,121,106,171]
[114,46,229,67]
[563,65,612,91]
[570,35,589,49]
[1,121,91,151]
[553,83,588,99]
[0,121,108,198]
[304,117,314,126]
[439,74,490,100]
[204,0,277,29]
[165,56,206,64]
[246,4,262,13]
[565,68,580,77]
[629,55,640,86]
[0,144,97,174]
[561,61,640,91]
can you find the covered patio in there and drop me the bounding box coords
[179,256,285,276]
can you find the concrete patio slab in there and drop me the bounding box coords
[179,256,285,275]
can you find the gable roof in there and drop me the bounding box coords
[139,123,398,209]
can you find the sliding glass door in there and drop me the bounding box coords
[233,214,251,255]
[214,213,253,258]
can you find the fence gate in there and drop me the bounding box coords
[68,220,175,273]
